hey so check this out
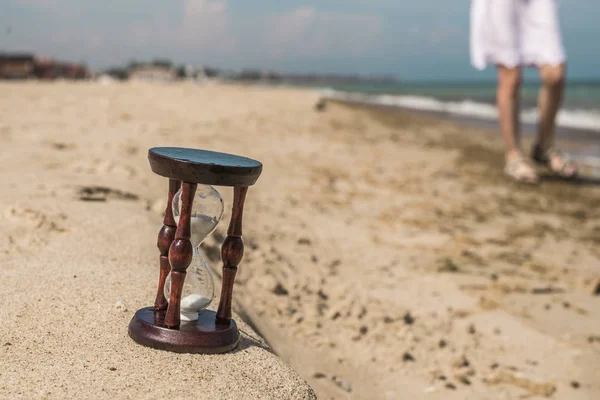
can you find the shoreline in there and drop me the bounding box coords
[315,85,600,141]
[323,96,600,141]
[324,97,600,172]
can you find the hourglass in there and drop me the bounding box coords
[128,147,262,354]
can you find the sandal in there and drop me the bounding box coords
[504,155,539,184]
[531,143,578,179]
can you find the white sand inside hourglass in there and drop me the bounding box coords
[180,294,212,321]
[188,214,220,247]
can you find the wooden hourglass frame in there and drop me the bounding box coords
[128,147,262,354]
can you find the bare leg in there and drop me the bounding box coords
[537,64,565,150]
[496,65,523,158]
[533,63,577,177]
[497,65,538,183]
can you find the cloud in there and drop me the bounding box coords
[181,0,234,50]
[185,0,226,16]
[269,7,316,47]
[264,7,383,59]
[120,0,235,58]
[113,4,383,66]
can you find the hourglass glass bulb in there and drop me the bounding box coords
[165,184,224,321]
[172,184,224,247]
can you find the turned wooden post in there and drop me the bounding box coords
[217,186,248,322]
[154,179,181,310]
[164,182,197,328]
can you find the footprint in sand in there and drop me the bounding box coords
[1,205,69,253]
[3,205,68,233]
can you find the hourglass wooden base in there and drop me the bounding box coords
[129,308,240,354]
[128,147,262,354]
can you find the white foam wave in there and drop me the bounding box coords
[319,88,600,132]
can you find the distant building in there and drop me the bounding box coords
[129,65,175,82]
[63,63,88,80]
[34,57,88,80]
[34,57,57,79]
[0,53,88,80]
[0,53,35,79]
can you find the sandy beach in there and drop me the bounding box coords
[1,82,599,399]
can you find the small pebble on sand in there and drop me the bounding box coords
[445,383,457,390]
[423,386,437,393]
[297,238,311,245]
[454,373,471,385]
[452,355,470,369]
[114,300,127,312]
[272,283,289,296]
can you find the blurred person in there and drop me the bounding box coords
[470,0,578,183]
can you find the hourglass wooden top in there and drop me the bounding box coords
[148,147,263,187]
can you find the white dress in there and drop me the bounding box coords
[470,0,566,70]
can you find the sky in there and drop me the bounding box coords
[2,0,600,82]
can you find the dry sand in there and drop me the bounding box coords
[0,82,316,400]
[1,82,599,399]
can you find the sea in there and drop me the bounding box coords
[308,80,600,171]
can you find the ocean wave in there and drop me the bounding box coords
[319,88,600,132]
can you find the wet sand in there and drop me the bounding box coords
[1,82,599,399]
[330,98,600,160]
